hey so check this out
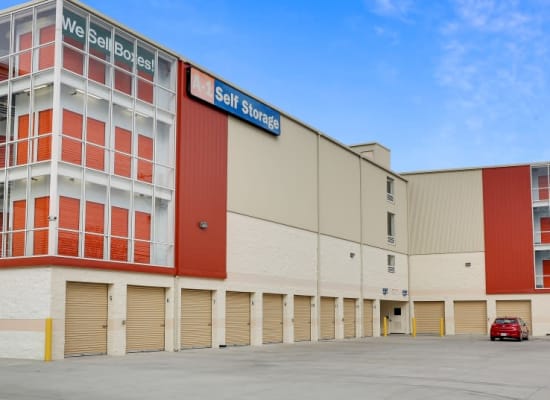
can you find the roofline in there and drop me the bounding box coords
[400,161,545,176]
[349,142,391,152]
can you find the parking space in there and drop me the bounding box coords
[1,335,550,400]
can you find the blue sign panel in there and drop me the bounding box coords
[188,67,281,136]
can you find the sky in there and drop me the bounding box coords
[5,0,550,172]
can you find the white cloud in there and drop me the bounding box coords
[453,0,532,35]
[436,0,550,125]
[366,0,413,19]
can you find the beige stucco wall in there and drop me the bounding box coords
[362,162,408,254]
[409,252,486,298]
[227,116,318,232]
[0,268,52,360]
[226,212,318,294]
[318,234,361,298]
[363,246,409,301]
[318,137,361,242]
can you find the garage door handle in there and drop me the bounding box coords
[161,324,165,327]
[208,323,212,326]
[101,325,107,329]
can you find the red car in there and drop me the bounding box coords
[490,317,529,341]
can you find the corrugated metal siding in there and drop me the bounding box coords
[496,300,532,332]
[65,282,108,357]
[181,289,212,349]
[294,295,311,342]
[126,286,165,353]
[483,166,535,294]
[177,62,228,279]
[454,301,487,334]
[406,170,484,255]
[343,298,356,338]
[320,297,335,340]
[262,294,283,344]
[414,301,444,335]
[363,300,373,337]
[225,291,250,346]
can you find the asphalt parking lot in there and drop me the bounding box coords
[1,335,549,400]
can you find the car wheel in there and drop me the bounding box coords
[490,337,495,341]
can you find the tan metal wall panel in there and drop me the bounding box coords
[294,295,311,342]
[227,117,318,231]
[454,301,487,334]
[319,137,361,242]
[226,291,250,346]
[320,297,335,340]
[414,301,445,335]
[263,294,283,344]
[126,286,165,353]
[343,298,356,338]
[362,162,408,253]
[181,289,212,349]
[65,282,108,357]
[363,300,373,337]
[496,300,532,332]
[405,170,484,255]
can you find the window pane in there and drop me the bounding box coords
[58,196,80,256]
[0,17,11,58]
[33,196,49,255]
[14,10,33,77]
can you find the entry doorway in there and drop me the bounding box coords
[380,300,408,334]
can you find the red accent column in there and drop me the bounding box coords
[176,62,228,279]
[483,166,535,294]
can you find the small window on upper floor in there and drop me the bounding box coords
[387,254,395,273]
[386,177,394,202]
[387,212,395,244]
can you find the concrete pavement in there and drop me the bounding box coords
[1,335,549,400]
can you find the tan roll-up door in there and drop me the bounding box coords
[496,300,532,332]
[363,300,373,337]
[263,293,283,344]
[454,301,487,334]
[126,285,165,353]
[414,301,444,335]
[65,282,108,357]
[320,297,335,340]
[294,295,311,342]
[181,289,212,349]
[343,298,356,338]
[226,291,250,346]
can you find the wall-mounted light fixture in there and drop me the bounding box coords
[72,88,101,100]
[24,83,49,93]
[198,221,208,229]
[465,262,472,267]
[349,252,356,259]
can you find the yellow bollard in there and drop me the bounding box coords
[440,317,445,337]
[44,318,52,361]
[383,316,388,336]
[412,317,416,337]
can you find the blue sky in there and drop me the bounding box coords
[6,0,550,172]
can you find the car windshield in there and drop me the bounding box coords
[495,318,517,324]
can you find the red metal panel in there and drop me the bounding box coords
[176,62,228,279]
[543,260,550,288]
[483,166,535,294]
